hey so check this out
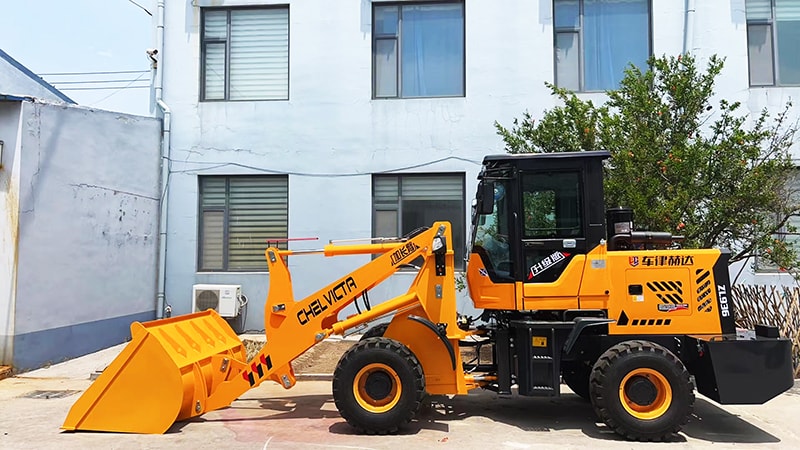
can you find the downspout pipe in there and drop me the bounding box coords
[683,0,696,54]
[155,0,171,319]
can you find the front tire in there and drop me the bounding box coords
[333,337,425,434]
[359,323,389,341]
[589,340,694,441]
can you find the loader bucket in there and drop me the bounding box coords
[62,310,246,434]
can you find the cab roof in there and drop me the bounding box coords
[482,150,610,163]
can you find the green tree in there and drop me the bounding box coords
[496,54,799,271]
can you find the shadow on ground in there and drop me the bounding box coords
[191,390,780,444]
[682,399,781,443]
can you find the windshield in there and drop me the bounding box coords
[471,180,512,278]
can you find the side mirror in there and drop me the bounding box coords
[477,181,494,215]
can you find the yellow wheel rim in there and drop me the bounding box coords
[353,363,402,413]
[619,368,672,420]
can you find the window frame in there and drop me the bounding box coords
[552,0,653,92]
[756,168,800,273]
[745,0,800,87]
[746,15,776,87]
[372,173,467,269]
[553,1,583,92]
[755,213,800,273]
[200,5,290,102]
[197,175,289,272]
[371,0,466,100]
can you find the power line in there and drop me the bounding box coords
[126,0,152,16]
[90,72,149,106]
[40,70,149,76]
[166,156,484,177]
[52,78,147,85]
[59,85,150,91]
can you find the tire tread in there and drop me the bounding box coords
[589,340,695,441]
[333,337,425,434]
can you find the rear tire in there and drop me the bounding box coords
[333,337,425,434]
[589,340,694,441]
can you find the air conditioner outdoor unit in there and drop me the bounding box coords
[192,284,242,318]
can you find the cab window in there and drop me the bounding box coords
[522,172,582,239]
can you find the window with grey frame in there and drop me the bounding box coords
[756,213,800,272]
[756,168,800,272]
[373,174,466,269]
[373,1,465,98]
[199,175,288,271]
[201,6,289,101]
[553,0,651,92]
[746,0,800,86]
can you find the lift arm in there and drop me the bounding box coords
[205,222,455,410]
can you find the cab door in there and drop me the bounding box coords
[520,170,587,309]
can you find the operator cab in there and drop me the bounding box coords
[468,151,609,311]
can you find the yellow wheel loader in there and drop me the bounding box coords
[63,151,794,441]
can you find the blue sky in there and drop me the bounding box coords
[0,0,154,116]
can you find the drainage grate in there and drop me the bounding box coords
[522,426,551,432]
[21,390,81,399]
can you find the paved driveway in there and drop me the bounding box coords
[0,344,797,449]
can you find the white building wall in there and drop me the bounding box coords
[161,0,800,330]
[161,0,556,329]
[691,0,800,284]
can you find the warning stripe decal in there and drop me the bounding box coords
[243,354,274,386]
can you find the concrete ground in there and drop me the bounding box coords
[0,343,798,450]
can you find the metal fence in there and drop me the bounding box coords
[733,284,800,378]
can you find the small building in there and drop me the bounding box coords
[0,49,162,371]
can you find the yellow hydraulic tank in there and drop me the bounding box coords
[62,310,246,434]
